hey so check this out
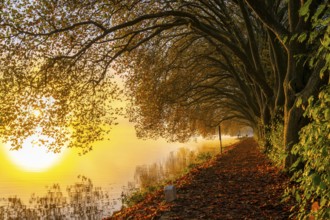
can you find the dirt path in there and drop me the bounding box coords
[108,138,291,219]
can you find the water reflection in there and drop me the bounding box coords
[0,176,117,219]
[0,116,237,218]
[0,118,183,205]
[121,138,238,207]
[0,137,237,219]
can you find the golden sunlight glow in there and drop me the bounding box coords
[3,95,65,172]
[5,134,65,172]
[33,109,41,117]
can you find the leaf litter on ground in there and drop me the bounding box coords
[106,138,292,220]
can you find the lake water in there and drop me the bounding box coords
[0,118,234,218]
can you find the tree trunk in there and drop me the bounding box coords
[283,46,304,169]
[283,105,303,169]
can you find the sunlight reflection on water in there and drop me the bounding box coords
[0,122,236,217]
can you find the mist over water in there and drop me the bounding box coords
[0,117,237,218]
[0,119,198,203]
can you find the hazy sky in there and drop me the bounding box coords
[0,116,197,203]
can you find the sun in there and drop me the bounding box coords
[5,134,65,172]
[3,96,67,172]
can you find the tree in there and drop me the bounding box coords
[0,0,328,168]
[285,4,330,218]
[111,0,258,135]
[243,0,329,166]
[0,0,123,153]
[116,0,329,167]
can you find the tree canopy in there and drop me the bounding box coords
[1,0,330,217]
[0,1,329,157]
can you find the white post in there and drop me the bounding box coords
[164,185,176,202]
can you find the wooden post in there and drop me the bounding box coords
[218,124,223,154]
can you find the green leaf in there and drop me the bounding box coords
[325,109,330,120]
[319,181,326,190]
[298,33,307,43]
[325,208,330,217]
[282,36,288,43]
[312,174,321,187]
[296,97,303,107]
[312,4,326,21]
[299,0,312,17]
[321,147,328,157]
[320,197,327,207]
[295,192,301,203]
[290,157,302,171]
[308,96,314,105]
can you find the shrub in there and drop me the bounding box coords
[121,189,146,207]
[266,117,286,168]
[196,151,212,162]
[288,85,330,219]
